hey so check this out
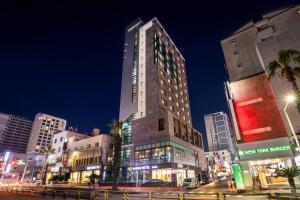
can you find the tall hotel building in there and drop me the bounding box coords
[0,113,33,153]
[27,113,66,153]
[119,18,206,186]
[204,112,235,153]
[221,5,300,189]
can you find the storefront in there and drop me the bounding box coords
[70,165,100,184]
[128,163,198,186]
[236,138,294,189]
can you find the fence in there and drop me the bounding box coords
[1,185,300,199]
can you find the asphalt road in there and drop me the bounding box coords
[0,192,54,200]
[0,191,270,200]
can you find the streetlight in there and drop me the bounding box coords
[284,94,299,148]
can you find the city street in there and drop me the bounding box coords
[2,181,300,199]
[0,192,53,200]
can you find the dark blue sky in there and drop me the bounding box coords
[0,1,298,150]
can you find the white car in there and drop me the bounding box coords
[182,178,198,189]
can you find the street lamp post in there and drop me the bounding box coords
[284,95,300,148]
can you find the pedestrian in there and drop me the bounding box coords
[258,177,262,192]
[89,172,96,190]
[252,176,256,191]
[231,178,237,192]
[227,179,232,192]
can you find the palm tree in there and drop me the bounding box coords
[108,119,123,190]
[276,167,300,193]
[268,49,300,113]
[42,146,55,185]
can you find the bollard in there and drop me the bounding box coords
[147,191,153,200]
[266,193,272,200]
[123,191,128,200]
[223,193,227,200]
[103,190,109,200]
[274,193,280,200]
[216,192,220,200]
[43,187,47,197]
[75,189,81,200]
[89,189,96,200]
[52,190,56,198]
[177,193,184,200]
[63,190,68,200]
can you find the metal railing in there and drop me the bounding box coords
[1,185,300,199]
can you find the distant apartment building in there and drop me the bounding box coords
[119,17,206,186]
[204,112,234,153]
[0,113,33,153]
[47,130,89,177]
[27,113,66,153]
[67,134,111,184]
[221,5,300,188]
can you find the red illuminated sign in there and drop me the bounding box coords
[229,73,287,143]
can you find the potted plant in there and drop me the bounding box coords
[276,167,300,193]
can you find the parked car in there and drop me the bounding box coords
[182,178,198,189]
[141,179,166,187]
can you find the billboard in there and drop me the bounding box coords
[228,73,287,143]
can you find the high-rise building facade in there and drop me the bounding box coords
[221,5,300,189]
[204,112,234,153]
[0,113,33,153]
[119,17,206,186]
[27,113,66,153]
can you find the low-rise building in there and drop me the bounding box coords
[47,130,89,178]
[67,134,111,184]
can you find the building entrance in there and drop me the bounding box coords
[249,158,288,188]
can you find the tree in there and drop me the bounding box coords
[268,49,300,113]
[276,167,300,193]
[108,119,123,190]
[42,146,55,185]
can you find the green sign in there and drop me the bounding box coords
[239,145,291,156]
[232,164,245,190]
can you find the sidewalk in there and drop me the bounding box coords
[41,184,183,192]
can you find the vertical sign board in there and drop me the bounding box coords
[232,164,245,190]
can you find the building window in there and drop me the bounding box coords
[54,139,57,144]
[122,114,135,145]
[87,144,91,149]
[60,137,63,142]
[158,118,165,131]
[95,142,99,147]
[58,147,61,153]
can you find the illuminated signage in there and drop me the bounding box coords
[239,145,291,156]
[232,164,245,190]
[132,166,150,171]
[132,165,158,170]
[86,165,100,170]
[229,74,287,143]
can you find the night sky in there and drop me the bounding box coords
[1,1,299,150]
